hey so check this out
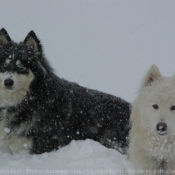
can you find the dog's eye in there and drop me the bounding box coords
[17,64,24,69]
[3,63,8,68]
[16,64,28,73]
[152,104,158,109]
[17,64,27,71]
[170,106,175,111]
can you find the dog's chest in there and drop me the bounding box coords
[0,90,26,107]
[0,109,32,154]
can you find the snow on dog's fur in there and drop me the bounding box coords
[129,65,175,174]
[0,28,131,154]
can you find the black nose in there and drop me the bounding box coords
[4,79,14,88]
[156,122,167,135]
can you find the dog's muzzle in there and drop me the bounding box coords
[4,78,14,89]
[156,122,167,136]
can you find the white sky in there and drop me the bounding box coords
[1,0,175,102]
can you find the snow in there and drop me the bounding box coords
[1,0,175,174]
[4,128,10,134]
[0,140,131,175]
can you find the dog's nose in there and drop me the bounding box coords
[156,122,167,135]
[4,79,14,88]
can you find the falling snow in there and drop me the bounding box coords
[0,0,175,174]
[4,128,10,134]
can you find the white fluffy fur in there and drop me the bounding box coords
[129,65,175,175]
[0,69,35,154]
[0,110,32,154]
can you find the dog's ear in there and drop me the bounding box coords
[142,64,161,87]
[0,28,11,47]
[24,31,42,56]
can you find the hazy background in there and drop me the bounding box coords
[0,1,175,173]
[1,0,175,102]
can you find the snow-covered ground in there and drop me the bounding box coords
[0,140,132,175]
[1,0,175,174]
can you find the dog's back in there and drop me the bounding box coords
[28,74,131,154]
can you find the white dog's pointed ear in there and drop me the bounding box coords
[0,28,11,47]
[24,30,42,56]
[142,64,161,87]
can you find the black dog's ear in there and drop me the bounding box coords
[24,30,42,56]
[0,28,11,47]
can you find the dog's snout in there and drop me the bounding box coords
[4,79,14,88]
[156,122,167,135]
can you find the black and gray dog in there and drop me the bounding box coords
[0,28,130,154]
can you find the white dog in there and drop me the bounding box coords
[129,65,175,175]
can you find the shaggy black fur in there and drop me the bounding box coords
[0,28,131,154]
